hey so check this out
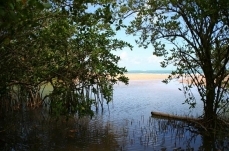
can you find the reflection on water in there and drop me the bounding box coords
[0,110,121,151]
[1,79,229,150]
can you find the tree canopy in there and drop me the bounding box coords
[117,0,229,123]
[0,0,131,117]
[2,0,229,124]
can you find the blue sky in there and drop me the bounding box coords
[112,28,174,71]
[87,4,175,71]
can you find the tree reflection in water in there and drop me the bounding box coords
[0,110,229,150]
[0,109,120,151]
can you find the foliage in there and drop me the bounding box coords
[117,0,229,121]
[0,0,131,117]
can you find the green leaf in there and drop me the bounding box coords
[43,3,52,9]
[9,3,14,9]
[116,26,120,31]
[37,2,45,9]
[119,19,122,25]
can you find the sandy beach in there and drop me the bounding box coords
[124,73,207,85]
[125,73,170,80]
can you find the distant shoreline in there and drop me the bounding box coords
[124,73,170,80]
[127,70,173,74]
[124,72,205,84]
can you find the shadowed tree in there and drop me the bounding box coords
[0,0,131,117]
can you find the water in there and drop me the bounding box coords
[0,75,228,150]
[94,79,203,150]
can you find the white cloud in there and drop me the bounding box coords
[114,50,169,70]
[132,58,141,64]
[147,55,162,64]
[120,51,129,61]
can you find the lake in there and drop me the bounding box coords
[0,75,228,150]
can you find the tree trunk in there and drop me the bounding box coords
[204,81,217,127]
[202,130,216,150]
[151,111,201,122]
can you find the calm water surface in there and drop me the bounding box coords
[99,79,203,150]
[1,78,221,151]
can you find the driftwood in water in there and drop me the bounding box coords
[151,111,201,122]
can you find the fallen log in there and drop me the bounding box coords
[151,111,201,122]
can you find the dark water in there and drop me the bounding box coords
[1,79,228,150]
